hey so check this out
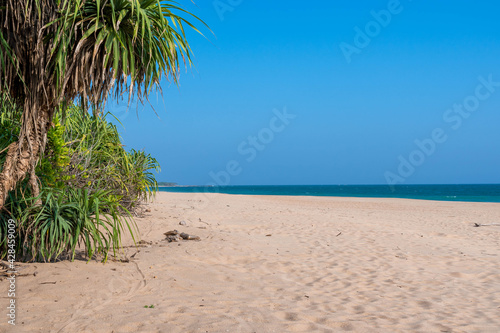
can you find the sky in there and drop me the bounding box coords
[109,0,500,186]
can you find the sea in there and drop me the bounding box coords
[159,184,500,203]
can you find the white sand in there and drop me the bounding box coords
[1,192,500,332]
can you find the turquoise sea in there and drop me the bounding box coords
[159,184,500,203]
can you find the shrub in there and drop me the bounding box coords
[61,106,160,212]
[0,187,137,262]
[0,100,157,262]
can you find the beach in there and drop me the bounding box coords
[1,192,500,333]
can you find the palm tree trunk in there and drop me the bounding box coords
[0,107,50,208]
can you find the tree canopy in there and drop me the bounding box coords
[0,0,206,207]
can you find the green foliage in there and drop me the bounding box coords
[0,95,21,167]
[0,0,208,116]
[0,101,157,262]
[37,115,71,188]
[0,187,136,262]
[61,105,160,211]
[127,149,161,202]
[0,0,206,262]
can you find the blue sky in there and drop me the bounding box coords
[110,0,500,185]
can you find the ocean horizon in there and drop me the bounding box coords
[158,184,500,203]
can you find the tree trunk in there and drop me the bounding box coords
[0,108,50,208]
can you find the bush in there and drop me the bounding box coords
[59,105,160,212]
[0,187,137,262]
[0,100,158,262]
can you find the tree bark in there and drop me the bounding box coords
[0,109,50,208]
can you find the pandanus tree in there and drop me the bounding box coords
[0,0,205,208]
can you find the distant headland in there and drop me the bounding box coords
[157,182,178,187]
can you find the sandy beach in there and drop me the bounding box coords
[1,192,500,333]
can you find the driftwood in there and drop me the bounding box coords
[473,223,500,227]
[0,260,38,280]
[0,272,36,278]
